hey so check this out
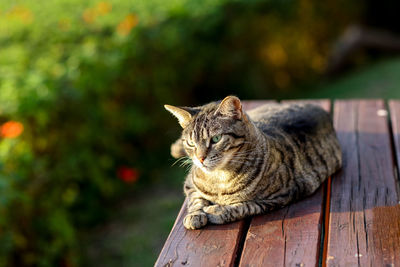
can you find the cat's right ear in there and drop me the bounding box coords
[216,96,243,120]
[164,105,197,128]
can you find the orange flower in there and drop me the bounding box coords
[83,8,96,24]
[262,43,288,67]
[83,2,112,24]
[96,2,112,15]
[7,5,33,23]
[117,166,139,183]
[117,14,139,36]
[1,121,24,138]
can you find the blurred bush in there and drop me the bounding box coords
[0,0,361,265]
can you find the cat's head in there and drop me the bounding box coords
[165,96,250,172]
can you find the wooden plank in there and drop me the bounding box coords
[241,100,275,111]
[155,200,247,267]
[283,99,331,111]
[156,101,273,267]
[326,100,400,266]
[239,100,330,267]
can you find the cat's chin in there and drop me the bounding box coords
[197,164,214,173]
[192,157,215,172]
[193,161,217,173]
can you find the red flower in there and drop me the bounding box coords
[117,166,139,183]
[1,121,24,138]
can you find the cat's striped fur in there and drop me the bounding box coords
[165,96,342,229]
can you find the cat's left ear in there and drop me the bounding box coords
[216,96,243,120]
[164,105,199,128]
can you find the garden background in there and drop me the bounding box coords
[1,0,400,266]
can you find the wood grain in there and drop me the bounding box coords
[326,100,400,266]
[155,200,247,267]
[156,101,274,267]
[239,100,330,267]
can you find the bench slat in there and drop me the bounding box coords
[239,100,330,267]
[326,100,400,266]
[155,200,247,267]
[155,100,274,267]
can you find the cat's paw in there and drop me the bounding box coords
[203,205,227,224]
[183,211,208,229]
[203,204,225,215]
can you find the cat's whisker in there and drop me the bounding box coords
[184,164,192,173]
[172,156,191,167]
[180,159,193,168]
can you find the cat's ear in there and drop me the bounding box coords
[216,96,243,120]
[164,105,198,128]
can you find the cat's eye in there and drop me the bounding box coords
[211,135,222,144]
[185,139,195,147]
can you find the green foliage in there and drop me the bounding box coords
[0,0,361,265]
[303,57,400,99]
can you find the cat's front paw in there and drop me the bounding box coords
[203,205,226,224]
[203,204,225,215]
[183,211,208,229]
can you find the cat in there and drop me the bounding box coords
[165,96,342,229]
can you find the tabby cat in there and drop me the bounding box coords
[165,96,341,229]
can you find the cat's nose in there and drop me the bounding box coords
[196,148,206,164]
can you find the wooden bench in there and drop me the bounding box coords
[156,99,400,267]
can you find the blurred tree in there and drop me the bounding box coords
[326,0,400,74]
[0,0,362,265]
